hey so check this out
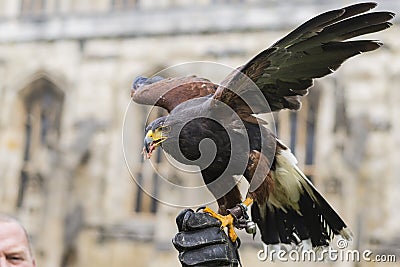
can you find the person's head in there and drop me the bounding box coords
[0,214,36,267]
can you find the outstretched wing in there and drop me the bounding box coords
[131,76,217,113]
[214,2,394,113]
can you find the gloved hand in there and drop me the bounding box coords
[172,209,241,267]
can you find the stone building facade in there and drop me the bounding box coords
[0,0,399,266]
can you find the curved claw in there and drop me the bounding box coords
[201,198,254,242]
[196,206,206,212]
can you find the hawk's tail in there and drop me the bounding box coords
[251,145,352,251]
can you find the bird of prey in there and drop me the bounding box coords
[131,2,394,250]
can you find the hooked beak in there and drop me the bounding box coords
[144,136,153,156]
[143,129,167,159]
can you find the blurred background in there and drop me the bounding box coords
[0,0,399,266]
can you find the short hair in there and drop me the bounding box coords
[0,213,35,258]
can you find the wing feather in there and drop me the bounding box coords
[213,2,394,113]
[131,76,217,112]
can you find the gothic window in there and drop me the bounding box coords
[134,106,165,214]
[17,77,64,208]
[275,87,320,180]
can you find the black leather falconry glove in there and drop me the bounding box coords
[172,209,241,267]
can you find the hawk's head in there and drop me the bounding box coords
[143,116,168,159]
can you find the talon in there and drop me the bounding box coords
[203,207,238,242]
[202,198,254,243]
[196,206,206,212]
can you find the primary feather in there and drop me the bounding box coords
[214,2,394,113]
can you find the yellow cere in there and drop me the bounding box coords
[146,130,154,139]
[146,128,163,141]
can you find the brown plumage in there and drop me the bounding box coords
[131,2,394,249]
[131,76,217,112]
